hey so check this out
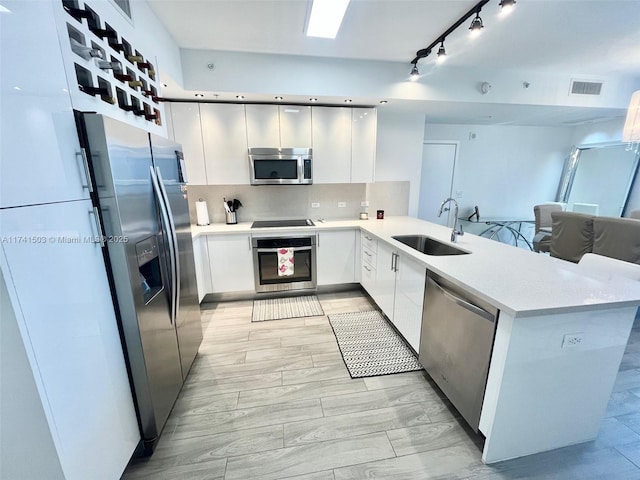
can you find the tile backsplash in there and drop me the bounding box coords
[187,181,409,225]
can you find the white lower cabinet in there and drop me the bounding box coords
[193,236,213,301]
[317,230,356,285]
[393,254,427,351]
[374,240,397,319]
[207,234,254,293]
[360,233,426,351]
[0,199,140,480]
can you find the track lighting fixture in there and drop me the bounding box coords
[469,11,484,35]
[410,0,489,66]
[437,41,447,62]
[410,63,420,80]
[499,0,516,14]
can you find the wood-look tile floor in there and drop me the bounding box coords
[123,291,640,480]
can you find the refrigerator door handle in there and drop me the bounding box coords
[155,166,181,326]
[150,166,177,325]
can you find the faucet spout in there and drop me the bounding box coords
[437,197,464,243]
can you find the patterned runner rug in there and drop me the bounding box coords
[252,295,324,322]
[328,310,422,378]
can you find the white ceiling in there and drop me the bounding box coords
[147,0,640,125]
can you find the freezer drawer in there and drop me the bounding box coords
[419,273,498,432]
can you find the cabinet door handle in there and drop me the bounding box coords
[88,207,105,247]
[76,149,94,192]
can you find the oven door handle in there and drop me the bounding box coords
[256,246,312,253]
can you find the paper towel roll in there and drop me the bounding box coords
[195,200,210,226]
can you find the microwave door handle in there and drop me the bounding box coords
[150,166,177,325]
[155,167,180,325]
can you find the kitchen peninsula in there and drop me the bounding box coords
[194,216,640,463]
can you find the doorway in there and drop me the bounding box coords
[418,142,457,226]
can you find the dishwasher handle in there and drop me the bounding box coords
[427,276,495,322]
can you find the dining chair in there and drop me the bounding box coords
[549,211,595,263]
[532,204,564,253]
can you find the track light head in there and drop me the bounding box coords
[410,63,420,81]
[437,41,446,62]
[469,12,484,35]
[499,0,516,14]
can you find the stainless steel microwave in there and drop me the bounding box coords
[248,147,312,185]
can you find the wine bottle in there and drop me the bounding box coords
[151,96,165,103]
[132,108,146,117]
[119,104,135,112]
[147,69,156,80]
[127,55,144,63]
[69,38,103,60]
[128,80,143,89]
[63,5,92,21]
[90,27,117,40]
[136,61,152,70]
[114,73,134,82]
[95,60,122,72]
[108,41,125,53]
[145,112,158,121]
[78,84,114,104]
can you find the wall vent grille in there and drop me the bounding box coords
[570,80,603,96]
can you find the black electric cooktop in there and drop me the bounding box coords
[251,219,315,228]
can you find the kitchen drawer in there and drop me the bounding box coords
[361,261,376,292]
[361,232,378,252]
[362,246,377,268]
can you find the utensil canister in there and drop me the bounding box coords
[225,211,237,224]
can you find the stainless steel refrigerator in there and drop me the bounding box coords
[77,113,203,454]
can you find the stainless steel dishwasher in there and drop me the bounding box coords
[419,272,499,432]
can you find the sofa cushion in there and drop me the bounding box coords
[550,211,594,263]
[593,216,640,264]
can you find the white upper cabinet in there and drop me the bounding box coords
[312,107,352,183]
[200,103,249,185]
[170,103,207,184]
[279,105,312,147]
[0,1,90,208]
[351,108,377,183]
[245,104,280,147]
[246,104,312,148]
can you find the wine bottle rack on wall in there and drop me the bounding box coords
[58,0,163,129]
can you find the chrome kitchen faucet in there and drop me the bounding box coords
[438,197,464,243]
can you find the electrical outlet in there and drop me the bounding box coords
[311,202,320,208]
[338,202,346,208]
[562,332,584,348]
[361,201,369,207]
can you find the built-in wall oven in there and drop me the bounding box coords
[251,235,317,293]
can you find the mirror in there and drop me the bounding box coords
[557,142,640,217]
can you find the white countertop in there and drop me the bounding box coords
[192,216,640,318]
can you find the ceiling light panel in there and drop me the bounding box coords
[306,0,351,39]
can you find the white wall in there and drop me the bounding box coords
[423,123,573,218]
[133,1,184,87]
[375,111,426,216]
[571,117,626,145]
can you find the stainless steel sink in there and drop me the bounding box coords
[392,235,470,256]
